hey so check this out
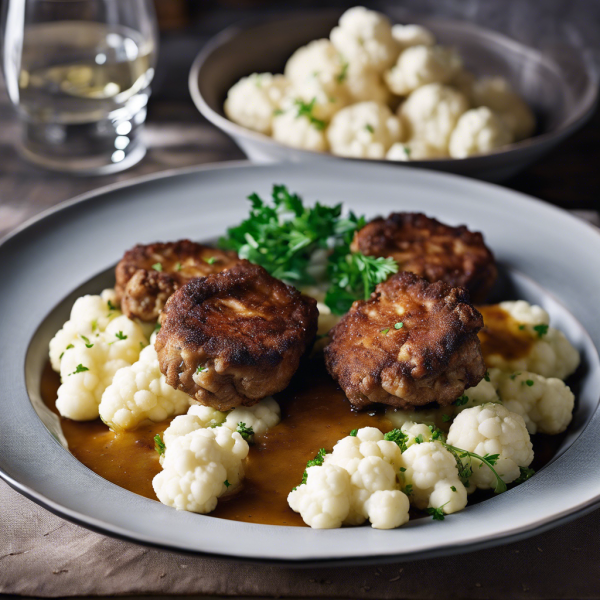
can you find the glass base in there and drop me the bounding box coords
[19,138,146,175]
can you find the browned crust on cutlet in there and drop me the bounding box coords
[350,212,497,303]
[155,260,319,410]
[324,271,486,409]
[115,240,240,321]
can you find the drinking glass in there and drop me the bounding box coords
[2,0,158,174]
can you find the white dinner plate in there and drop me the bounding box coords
[1,161,599,565]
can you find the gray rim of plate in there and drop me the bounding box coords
[1,161,600,566]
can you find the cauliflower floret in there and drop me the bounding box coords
[327,101,403,158]
[330,7,399,72]
[56,316,148,420]
[489,368,575,435]
[364,489,410,529]
[449,107,514,158]
[49,289,120,372]
[386,407,453,431]
[385,45,462,96]
[345,62,391,104]
[288,464,352,529]
[386,139,447,161]
[472,76,535,140]
[272,99,328,152]
[447,403,533,489]
[99,344,192,431]
[486,301,580,380]
[400,421,437,446]
[400,83,469,153]
[152,426,249,513]
[223,396,281,437]
[391,24,435,51]
[451,69,476,102]
[224,73,291,135]
[401,441,467,514]
[284,39,350,120]
[455,377,500,413]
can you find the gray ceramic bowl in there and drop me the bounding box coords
[189,10,598,182]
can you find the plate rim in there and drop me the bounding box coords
[2,160,600,565]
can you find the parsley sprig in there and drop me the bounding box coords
[154,434,166,455]
[294,98,326,130]
[442,443,507,494]
[236,422,255,442]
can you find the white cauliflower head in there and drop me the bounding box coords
[489,368,575,435]
[272,98,329,152]
[56,315,148,421]
[472,76,535,140]
[401,441,467,514]
[447,403,533,489]
[454,377,500,413]
[386,139,447,161]
[386,406,452,431]
[99,344,192,431]
[330,7,399,72]
[400,83,469,153]
[287,464,352,529]
[224,73,291,135]
[449,107,514,158]
[486,301,580,380]
[327,101,403,158]
[223,396,281,438]
[344,62,391,104]
[385,45,462,96]
[49,289,121,372]
[391,24,435,51]
[152,426,249,513]
[364,489,410,529]
[162,404,227,447]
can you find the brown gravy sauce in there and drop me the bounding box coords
[477,304,534,361]
[41,354,563,527]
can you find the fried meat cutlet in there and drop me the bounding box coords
[324,271,485,409]
[155,260,319,411]
[115,240,240,321]
[350,212,497,302]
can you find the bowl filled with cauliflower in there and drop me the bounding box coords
[3,161,600,563]
[191,7,597,181]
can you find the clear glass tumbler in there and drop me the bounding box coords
[2,0,158,174]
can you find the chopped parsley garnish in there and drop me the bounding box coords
[91,319,98,332]
[518,324,526,330]
[60,344,75,359]
[299,448,328,486]
[80,335,93,348]
[153,321,161,334]
[454,395,469,407]
[152,262,163,272]
[403,484,413,496]
[383,429,408,453]
[415,434,424,444]
[484,371,490,382]
[107,300,118,311]
[196,365,208,374]
[224,480,231,488]
[365,124,375,133]
[220,185,398,314]
[428,425,445,442]
[426,505,447,521]
[510,372,521,380]
[399,467,406,472]
[154,434,166,455]
[442,413,453,423]
[175,262,182,271]
[533,324,549,338]
[69,364,89,376]
[451,486,457,492]
[349,429,358,437]
[336,61,349,83]
[381,327,390,335]
[394,322,404,329]
[403,146,411,158]
[236,422,254,442]
[204,257,217,265]
[114,331,127,340]
[524,379,535,387]
[294,98,326,130]
[273,108,284,116]
[513,466,535,485]
[139,341,145,350]
[442,443,507,494]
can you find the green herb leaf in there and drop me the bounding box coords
[107,300,118,311]
[175,262,182,271]
[451,486,457,492]
[336,61,349,83]
[365,124,375,133]
[484,371,490,382]
[152,262,163,272]
[394,322,404,329]
[442,413,452,423]
[524,379,534,387]
[403,484,413,496]
[426,506,447,521]
[454,395,469,407]
[294,98,326,130]
[428,425,445,442]
[533,324,549,338]
[299,448,328,486]
[80,335,93,348]
[68,364,89,376]
[443,443,507,494]
[349,429,358,437]
[154,434,166,455]
[381,327,390,335]
[224,480,231,488]
[236,422,255,442]
[196,365,208,374]
[383,429,409,453]
[204,256,217,265]
[153,321,161,334]
[513,466,535,485]
[114,331,127,340]
[415,434,424,444]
